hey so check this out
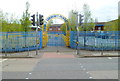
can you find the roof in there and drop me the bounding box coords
[96,24,104,26]
[95,22,105,25]
[49,24,62,27]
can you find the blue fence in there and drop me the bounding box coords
[0,31,42,52]
[47,31,66,46]
[70,31,120,51]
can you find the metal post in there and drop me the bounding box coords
[36,12,39,55]
[5,32,8,56]
[72,11,80,55]
[27,46,29,56]
[57,33,59,53]
[101,43,103,55]
[5,44,7,56]
[76,13,78,54]
[100,31,103,56]
[75,12,80,55]
[57,34,59,53]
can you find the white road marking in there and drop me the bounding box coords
[57,53,61,55]
[3,59,8,61]
[29,73,32,74]
[81,66,83,68]
[25,78,29,79]
[89,77,93,79]
[108,57,112,59]
[0,59,8,62]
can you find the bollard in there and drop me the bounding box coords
[101,43,103,55]
[27,46,29,56]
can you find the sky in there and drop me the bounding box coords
[118,1,120,16]
[0,0,119,24]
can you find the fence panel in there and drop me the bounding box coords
[70,31,120,51]
[0,31,42,52]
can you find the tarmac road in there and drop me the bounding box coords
[2,51,119,79]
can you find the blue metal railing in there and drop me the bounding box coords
[70,31,120,51]
[0,31,42,52]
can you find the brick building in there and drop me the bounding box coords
[48,23,106,32]
[95,22,105,31]
[48,24,62,32]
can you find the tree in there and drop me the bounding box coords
[1,11,22,32]
[0,10,3,31]
[68,4,95,31]
[47,19,53,30]
[80,4,95,31]
[104,19,118,31]
[60,22,67,33]
[68,10,77,31]
[79,4,95,47]
[1,1,31,32]
[47,19,53,26]
[20,1,31,32]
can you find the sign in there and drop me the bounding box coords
[44,14,68,31]
[46,14,68,22]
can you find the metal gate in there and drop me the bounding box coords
[47,31,65,46]
[41,31,76,53]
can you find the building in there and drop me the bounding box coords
[95,22,105,31]
[45,20,117,32]
[48,24,62,32]
[48,23,106,32]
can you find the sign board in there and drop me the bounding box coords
[44,14,68,31]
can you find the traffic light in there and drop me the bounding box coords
[31,14,35,26]
[39,14,44,25]
[79,14,83,26]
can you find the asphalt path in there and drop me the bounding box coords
[2,54,119,79]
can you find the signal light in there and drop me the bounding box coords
[79,14,84,26]
[31,14,35,26]
[39,14,44,25]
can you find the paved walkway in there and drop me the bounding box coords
[42,52,75,58]
[0,46,119,58]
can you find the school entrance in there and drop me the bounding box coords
[41,14,75,52]
[47,31,65,47]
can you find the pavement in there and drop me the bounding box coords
[0,46,119,58]
[1,47,119,79]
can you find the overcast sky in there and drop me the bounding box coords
[0,0,119,23]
